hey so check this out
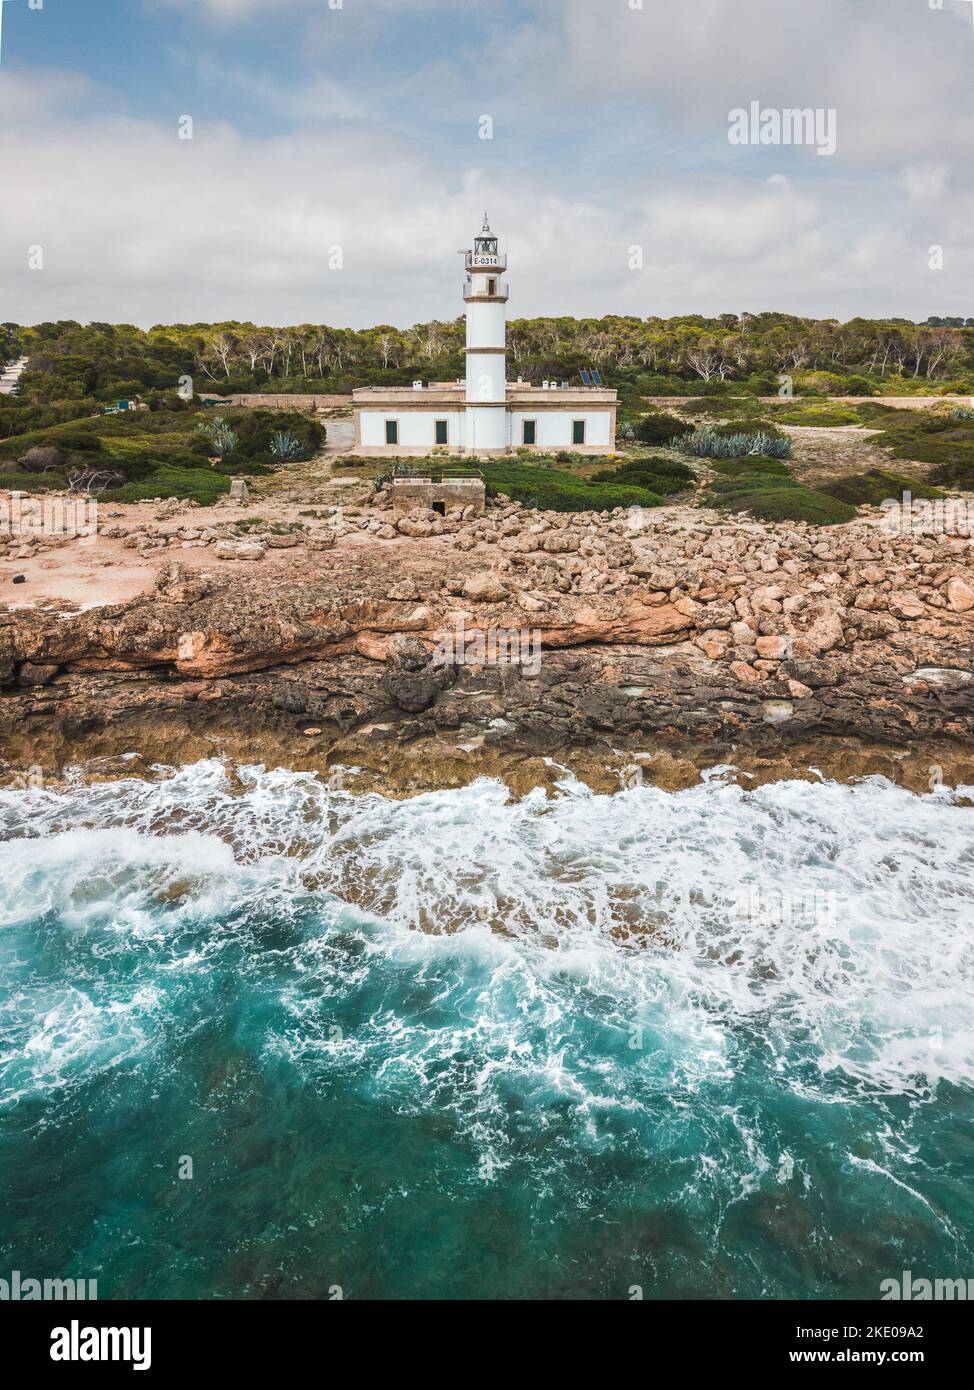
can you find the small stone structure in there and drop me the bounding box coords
[391,477,486,516]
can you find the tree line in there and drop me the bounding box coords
[4,312,974,409]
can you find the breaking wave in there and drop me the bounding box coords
[0,761,972,1298]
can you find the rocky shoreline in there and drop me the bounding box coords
[3,493,974,794]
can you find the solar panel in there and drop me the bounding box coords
[579,369,592,385]
[591,368,603,386]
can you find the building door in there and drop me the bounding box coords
[385,420,399,445]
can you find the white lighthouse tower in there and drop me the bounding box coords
[462,214,509,455]
[351,212,617,459]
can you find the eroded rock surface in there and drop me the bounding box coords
[2,495,974,781]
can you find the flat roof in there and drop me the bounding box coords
[353,386,617,404]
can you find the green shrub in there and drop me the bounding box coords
[225,409,324,462]
[680,397,753,417]
[822,470,945,505]
[484,462,664,513]
[709,482,857,525]
[38,428,102,452]
[104,467,231,505]
[928,459,974,489]
[0,470,67,492]
[596,455,695,495]
[852,405,974,476]
[635,411,691,445]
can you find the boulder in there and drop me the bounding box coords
[946,576,974,613]
[755,635,792,661]
[804,603,845,654]
[387,580,421,602]
[19,445,65,474]
[306,530,337,551]
[462,572,509,603]
[888,591,926,621]
[154,562,212,604]
[729,659,764,686]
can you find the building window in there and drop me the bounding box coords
[572,420,586,446]
[487,278,497,296]
[385,420,399,445]
[434,419,448,446]
[522,420,537,446]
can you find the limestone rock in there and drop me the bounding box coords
[462,572,509,603]
[888,591,926,621]
[946,576,974,613]
[18,662,59,687]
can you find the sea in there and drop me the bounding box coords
[0,760,971,1300]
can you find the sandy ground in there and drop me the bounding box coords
[0,482,370,613]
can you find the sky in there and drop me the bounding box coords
[0,0,972,328]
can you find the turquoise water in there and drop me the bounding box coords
[1,762,972,1300]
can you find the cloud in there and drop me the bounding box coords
[2,74,970,331]
[541,0,974,169]
[3,2,974,328]
[157,0,456,21]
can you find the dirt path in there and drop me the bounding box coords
[782,425,936,487]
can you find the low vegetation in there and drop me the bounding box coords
[483,462,664,513]
[634,411,692,445]
[768,404,862,427]
[821,469,945,506]
[704,456,857,525]
[673,427,792,460]
[0,406,323,502]
[594,456,696,496]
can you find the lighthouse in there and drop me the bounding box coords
[462,213,509,454]
[352,213,617,459]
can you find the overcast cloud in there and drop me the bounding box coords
[1,0,971,327]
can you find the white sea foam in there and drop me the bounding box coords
[0,762,972,1110]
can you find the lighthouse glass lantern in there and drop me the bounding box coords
[470,215,500,268]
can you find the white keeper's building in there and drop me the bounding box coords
[353,216,618,457]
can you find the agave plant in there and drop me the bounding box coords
[951,406,974,421]
[269,431,303,461]
[196,415,226,438]
[210,424,239,458]
[671,429,791,460]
